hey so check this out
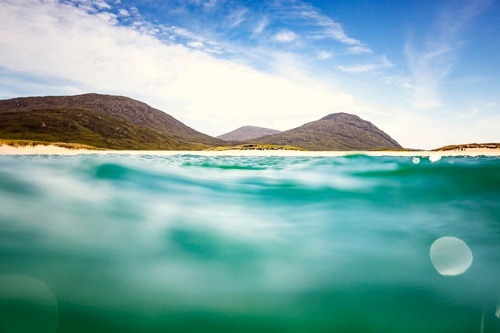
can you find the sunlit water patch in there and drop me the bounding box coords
[0,154,499,332]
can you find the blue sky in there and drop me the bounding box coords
[0,0,499,148]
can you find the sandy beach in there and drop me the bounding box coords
[1,143,499,157]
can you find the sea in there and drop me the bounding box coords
[0,153,499,333]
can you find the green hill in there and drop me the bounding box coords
[249,113,402,151]
[0,94,227,150]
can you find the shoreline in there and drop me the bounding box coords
[1,144,499,157]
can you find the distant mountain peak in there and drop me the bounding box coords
[218,125,281,141]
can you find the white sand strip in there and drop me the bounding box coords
[1,144,499,157]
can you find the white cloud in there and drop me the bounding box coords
[274,29,298,43]
[405,43,454,109]
[228,7,247,28]
[346,46,373,54]
[0,0,355,136]
[338,64,377,73]
[117,8,128,17]
[317,51,332,60]
[64,0,111,12]
[382,74,413,89]
[203,0,218,11]
[168,60,355,134]
[290,2,360,45]
[253,17,269,35]
[161,25,225,53]
[405,0,494,109]
[338,56,393,73]
[187,41,204,48]
[455,101,499,119]
[94,0,111,10]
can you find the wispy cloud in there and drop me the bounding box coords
[456,100,498,119]
[90,0,371,69]
[228,7,247,28]
[405,0,494,109]
[338,56,393,73]
[317,51,332,60]
[203,0,219,11]
[346,45,373,54]
[117,8,128,17]
[274,29,298,43]
[338,64,378,73]
[187,41,204,49]
[253,17,269,34]
[381,74,413,89]
[62,0,112,13]
[283,1,360,45]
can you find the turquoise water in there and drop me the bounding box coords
[0,154,499,333]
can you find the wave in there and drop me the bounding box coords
[0,154,499,332]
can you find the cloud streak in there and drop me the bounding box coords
[185,0,363,47]
[338,56,393,73]
[285,1,360,45]
[346,46,373,54]
[405,0,494,109]
[253,17,269,34]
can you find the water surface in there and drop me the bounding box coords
[0,154,499,332]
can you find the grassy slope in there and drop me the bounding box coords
[0,108,208,150]
[206,144,305,151]
[432,143,500,151]
[0,139,100,150]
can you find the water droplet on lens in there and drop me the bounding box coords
[430,237,473,276]
[429,155,441,163]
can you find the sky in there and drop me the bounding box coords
[0,0,499,149]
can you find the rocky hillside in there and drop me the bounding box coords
[217,126,282,141]
[249,113,402,151]
[0,93,227,150]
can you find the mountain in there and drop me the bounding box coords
[249,112,402,151]
[0,93,227,150]
[217,126,282,141]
